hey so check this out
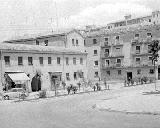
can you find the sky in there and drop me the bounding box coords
[0,0,160,41]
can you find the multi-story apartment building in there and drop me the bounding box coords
[2,10,160,84]
[0,43,87,92]
[100,24,160,81]
[105,10,160,29]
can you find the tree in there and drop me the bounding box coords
[149,40,160,90]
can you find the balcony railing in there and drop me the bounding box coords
[104,53,110,57]
[116,63,122,67]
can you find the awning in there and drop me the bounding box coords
[8,73,30,83]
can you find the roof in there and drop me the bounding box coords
[85,24,160,37]
[67,29,87,38]
[0,43,87,55]
[3,29,71,43]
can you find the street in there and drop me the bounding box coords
[0,86,160,128]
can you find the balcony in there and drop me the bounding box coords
[132,51,152,56]
[131,38,143,45]
[116,63,122,67]
[101,42,111,47]
[104,53,110,57]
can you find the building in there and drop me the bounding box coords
[100,24,160,81]
[0,43,87,92]
[105,10,160,29]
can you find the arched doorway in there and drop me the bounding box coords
[31,74,41,92]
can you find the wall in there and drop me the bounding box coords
[0,51,87,91]
[66,31,85,51]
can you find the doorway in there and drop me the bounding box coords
[127,72,132,81]
[158,65,160,80]
[49,72,62,91]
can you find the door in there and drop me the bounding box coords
[51,75,58,91]
[127,72,132,81]
[158,65,160,80]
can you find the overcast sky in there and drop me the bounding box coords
[0,0,160,41]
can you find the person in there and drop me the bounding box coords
[67,86,70,94]
[93,85,96,91]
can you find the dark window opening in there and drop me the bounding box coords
[39,57,43,65]
[18,57,23,65]
[149,69,154,74]
[4,56,10,65]
[36,40,39,45]
[57,57,61,64]
[44,40,48,46]
[93,39,97,44]
[66,57,69,65]
[118,70,121,75]
[28,57,33,65]
[48,57,51,64]
[137,69,141,74]
[107,71,110,75]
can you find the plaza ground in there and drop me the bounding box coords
[0,82,160,128]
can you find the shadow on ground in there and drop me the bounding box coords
[142,91,160,95]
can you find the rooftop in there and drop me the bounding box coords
[0,43,87,55]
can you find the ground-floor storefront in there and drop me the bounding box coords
[101,66,158,82]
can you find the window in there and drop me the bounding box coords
[66,57,69,65]
[39,57,43,65]
[149,69,154,74]
[73,58,76,65]
[94,72,99,77]
[118,70,121,75]
[66,73,70,81]
[28,57,33,65]
[18,57,23,65]
[136,46,140,54]
[94,61,98,66]
[93,39,97,44]
[80,58,83,65]
[106,71,110,75]
[94,50,98,55]
[137,69,141,75]
[4,56,10,65]
[136,58,141,64]
[117,59,121,64]
[44,40,48,46]
[135,34,139,37]
[57,57,61,64]
[105,49,109,54]
[105,37,108,42]
[148,44,152,53]
[74,72,77,80]
[105,60,110,66]
[36,40,39,45]
[48,57,51,64]
[76,39,78,46]
[147,33,152,37]
[72,39,75,46]
[116,36,119,40]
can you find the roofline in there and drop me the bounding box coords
[3,33,66,43]
[0,49,87,55]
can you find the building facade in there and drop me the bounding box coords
[0,43,87,92]
[100,24,160,81]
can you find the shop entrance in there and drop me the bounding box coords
[127,72,132,81]
[49,72,62,91]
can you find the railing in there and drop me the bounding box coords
[116,63,122,67]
